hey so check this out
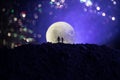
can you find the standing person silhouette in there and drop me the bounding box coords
[57,36,60,43]
[61,37,64,43]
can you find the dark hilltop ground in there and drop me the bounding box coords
[0,43,120,80]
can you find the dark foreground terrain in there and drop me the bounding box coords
[0,43,120,80]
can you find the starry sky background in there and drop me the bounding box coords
[0,0,120,48]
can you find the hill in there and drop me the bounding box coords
[0,43,120,80]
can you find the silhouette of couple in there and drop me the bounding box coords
[57,36,64,43]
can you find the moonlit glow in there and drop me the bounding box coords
[21,12,26,18]
[13,17,18,21]
[61,0,65,3]
[51,0,55,2]
[80,0,93,6]
[112,16,116,21]
[50,0,66,9]
[80,0,87,3]
[56,2,60,6]
[102,12,106,16]
[38,4,42,8]
[96,6,101,11]
[8,33,11,37]
[85,0,92,6]
[113,1,117,5]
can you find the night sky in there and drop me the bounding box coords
[0,0,120,48]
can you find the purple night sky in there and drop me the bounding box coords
[0,0,120,48]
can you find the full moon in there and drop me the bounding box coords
[46,22,75,44]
